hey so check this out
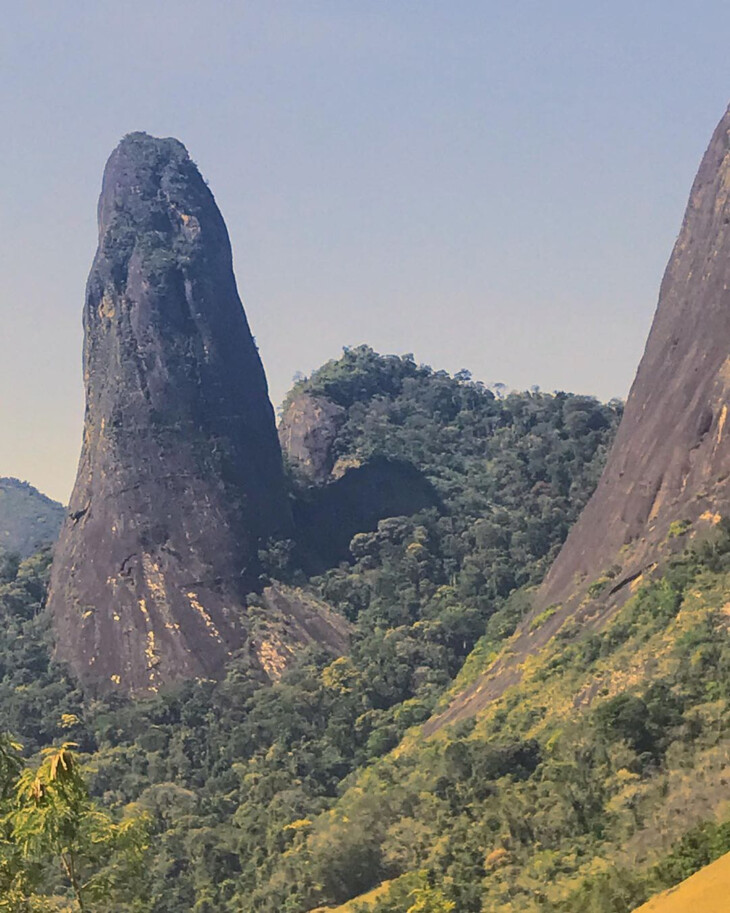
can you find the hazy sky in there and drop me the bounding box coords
[3,1,730,502]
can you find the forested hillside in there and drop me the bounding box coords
[286,345,621,606]
[290,524,730,912]
[0,478,64,559]
[4,353,730,913]
[0,351,622,911]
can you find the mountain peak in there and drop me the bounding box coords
[538,102,730,611]
[425,100,730,733]
[48,136,294,695]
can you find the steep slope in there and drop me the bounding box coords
[633,852,730,913]
[424,103,730,733]
[0,478,64,558]
[48,133,296,695]
[288,533,730,913]
[542,103,730,610]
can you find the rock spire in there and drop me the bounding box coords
[48,133,293,694]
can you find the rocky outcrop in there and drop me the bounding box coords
[279,390,442,571]
[424,103,730,734]
[0,478,64,558]
[293,457,441,571]
[253,583,352,679]
[279,392,346,483]
[48,133,294,695]
[539,104,730,611]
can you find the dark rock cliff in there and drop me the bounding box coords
[279,391,442,572]
[293,457,441,571]
[48,133,294,695]
[540,104,730,610]
[424,103,730,733]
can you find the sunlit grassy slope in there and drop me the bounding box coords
[310,881,394,912]
[292,532,730,913]
[632,851,730,912]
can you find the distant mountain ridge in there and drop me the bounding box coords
[0,477,64,558]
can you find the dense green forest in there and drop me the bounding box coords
[5,352,730,911]
[3,347,682,912]
[3,534,714,913]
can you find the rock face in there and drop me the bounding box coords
[293,457,441,571]
[424,103,730,734]
[278,392,442,571]
[278,392,346,484]
[0,478,65,558]
[48,133,293,695]
[539,104,730,611]
[253,583,352,679]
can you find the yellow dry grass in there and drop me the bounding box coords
[309,880,393,912]
[632,851,730,912]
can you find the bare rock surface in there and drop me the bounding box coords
[425,103,730,733]
[540,104,730,610]
[48,133,294,695]
[253,583,352,679]
[278,392,346,484]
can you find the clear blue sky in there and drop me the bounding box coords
[3,1,730,502]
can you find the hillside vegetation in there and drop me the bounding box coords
[5,536,730,910]
[287,345,621,605]
[0,478,64,558]
[4,353,730,912]
[296,525,730,913]
[0,350,623,911]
